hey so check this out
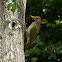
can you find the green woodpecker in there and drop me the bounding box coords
[25,16,42,49]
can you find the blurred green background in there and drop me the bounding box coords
[25,0,62,62]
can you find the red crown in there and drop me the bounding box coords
[35,16,42,22]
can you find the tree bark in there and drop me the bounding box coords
[0,0,27,62]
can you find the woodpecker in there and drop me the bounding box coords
[25,16,42,49]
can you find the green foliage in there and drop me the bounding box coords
[7,3,16,13]
[41,19,48,24]
[7,3,13,10]
[7,0,21,13]
[31,57,38,62]
[25,0,62,62]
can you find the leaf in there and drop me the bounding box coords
[49,0,54,2]
[17,3,21,10]
[25,59,27,61]
[11,4,16,13]
[55,20,60,24]
[7,3,13,10]
[37,41,44,45]
[55,20,62,24]
[32,35,44,45]
[46,23,55,27]
[13,0,21,10]
[33,47,41,53]
[25,50,30,57]
[25,48,34,57]
[31,57,38,61]
[41,19,48,24]
[48,52,56,59]
[55,20,62,26]
[13,0,16,2]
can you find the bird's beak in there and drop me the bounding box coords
[30,15,35,18]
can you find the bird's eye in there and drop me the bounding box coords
[36,18,38,19]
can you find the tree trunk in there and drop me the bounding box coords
[0,0,27,62]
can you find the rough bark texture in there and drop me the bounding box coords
[0,0,27,62]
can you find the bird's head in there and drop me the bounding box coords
[30,16,42,22]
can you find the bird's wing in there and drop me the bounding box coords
[25,26,37,49]
[29,26,37,43]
